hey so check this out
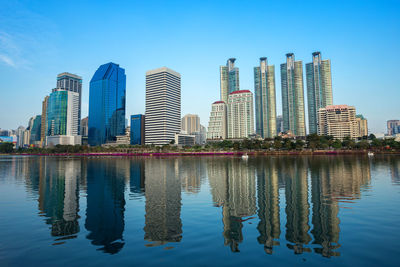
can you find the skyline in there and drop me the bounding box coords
[0,0,399,133]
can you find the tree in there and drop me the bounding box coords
[0,143,14,153]
[332,139,342,149]
[295,140,305,150]
[273,140,282,150]
[368,134,376,140]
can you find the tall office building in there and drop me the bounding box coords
[317,105,358,140]
[181,114,200,134]
[306,52,333,134]
[145,67,181,145]
[29,115,42,145]
[55,73,82,133]
[207,101,227,140]
[356,114,368,138]
[254,57,277,138]
[88,63,126,146]
[46,89,79,137]
[220,58,240,104]
[227,90,254,139]
[281,53,306,136]
[40,96,49,146]
[130,114,145,145]
[387,120,400,136]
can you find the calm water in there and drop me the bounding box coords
[0,155,399,266]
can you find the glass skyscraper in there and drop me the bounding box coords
[254,57,277,138]
[306,52,333,134]
[281,53,306,136]
[220,58,240,104]
[130,114,145,145]
[88,63,126,146]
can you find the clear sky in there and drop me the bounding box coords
[0,0,399,134]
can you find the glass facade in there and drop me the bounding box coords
[88,63,126,146]
[47,90,68,136]
[130,114,145,145]
[30,115,42,143]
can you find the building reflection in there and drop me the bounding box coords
[178,158,206,194]
[388,156,400,185]
[143,158,182,245]
[85,159,126,254]
[255,158,280,254]
[208,158,256,252]
[129,158,145,196]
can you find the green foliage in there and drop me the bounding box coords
[0,142,14,153]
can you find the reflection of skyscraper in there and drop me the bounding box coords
[256,158,280,254]
[179,158,206,194]
[389,157,400,185]
[129,159,145,196]
[144,158,182,244]
[283,158,311,254]
[85,159,126,254]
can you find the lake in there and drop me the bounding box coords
[0,155,399,266]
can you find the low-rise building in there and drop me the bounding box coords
[46,135,82,146]
[175,133,195,146]
[317,105,358,140]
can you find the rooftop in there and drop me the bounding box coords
[146,67,181,77]
[229,90,251,95]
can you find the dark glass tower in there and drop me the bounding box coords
[88,63,126,146]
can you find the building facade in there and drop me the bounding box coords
[181,114,200,134]
[254,57,277,138]
[220,58,240,104]
[387,120,400,136]
[356,114,368,138]
[175,133,195,146]
[317,105,358,140]
[131,114,145,145]
[227,90,254,139]
[29,115,42,145]
[46,89,79,137]
[207,101,227,140]
[306,52,333,134]
[40,96,49,146]
[281,53,306,136]
[56,73,82,133]
[80,117,88,136]
[145,67,181,145]
[88,63,126,146]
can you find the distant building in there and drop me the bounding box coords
[56,72,82,133]
[227,90,254,139]
[306,52,333,134]
[182,114,200,134]
[175,133,195,146]
[356,114,368,138]
[145,67,181,145]
[207,101,227,140]
[46,135,82,146]
[29,115,42,145]
[40,96,49,147]
[387,120,400,136]
[276,115,283,135]
[80,117,88,136]
[88,63,126,146]
[16,126,25,148]
[254,57,277,138]
[131,114,145,145]
[317,105,358,140]
[192,125,207,145]
[220,58,240,104]
[281,53,306,136]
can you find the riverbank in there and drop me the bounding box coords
[2,150,400,157]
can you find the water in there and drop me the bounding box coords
[0,155,399,266]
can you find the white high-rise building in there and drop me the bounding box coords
[145,67,181,145]
[227,90,254,139]
[207,101,227,140]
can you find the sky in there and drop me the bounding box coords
[0,0,399,134]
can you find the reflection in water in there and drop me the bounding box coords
[85,159,126,254]
[1,155,381,259]
[144,158,182,245]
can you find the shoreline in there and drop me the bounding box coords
[2,150,399,157]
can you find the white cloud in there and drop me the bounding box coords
[0,54,16,67]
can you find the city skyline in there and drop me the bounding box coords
[0,0,399,133]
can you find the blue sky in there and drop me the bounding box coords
[0,0,399,133]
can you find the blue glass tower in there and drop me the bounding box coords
[130,114,145,145]
[88,63,126,146]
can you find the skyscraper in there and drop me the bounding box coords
[207,101,227,140]
[387,120,400,136]
[254,57,277,138]
[220,58,240,104]
[46,89,79,137]
[281,53,306,136]
[181,114,200,134]
[130,114,145,145]
[227,90,254,139]
[28,115,41,145]
[55,73,82,133]
[40,96,49,147]
[306,52,333,134]
[145,67,181,145]
[88,63,126,146]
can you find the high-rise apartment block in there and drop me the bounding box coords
[131,114,145,145]
[181,114,200,134]
[145,67,181,145]
[254,57,277,138]
[387,120,400,136]
[306,52,333,134]
[88,63,126,146]
[220,58,240,104]
[356,114,368,138]
[317,105,358,140]
[207,101,227,140]
[55,73,82,132]
[227,90,254,139]
[281,53,306,136]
